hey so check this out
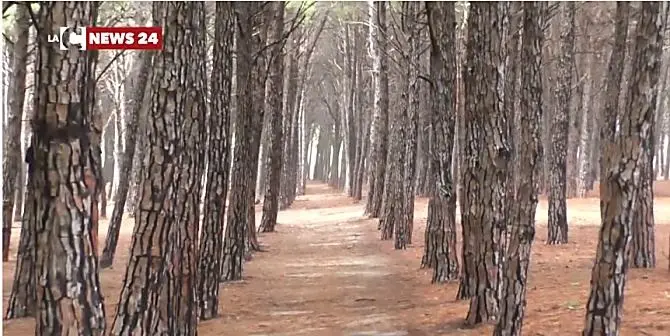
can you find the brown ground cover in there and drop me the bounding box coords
[3,181,670,335]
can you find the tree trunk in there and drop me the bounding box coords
[403,1,420,246]
[197,2,234,320]
[494,3,545,334]
[344,25,358,197]
[630,146,656,268]
[259,2,286,233]
[583,3,664,334]
[547,2,575,245]
[30,2,106,334]
[503,2,522,242]
[245,8,269,254]
[99,51,154,269]
[5,171,37,319]
[421,1,460,283]
[111,3,205,335]
[461,2,508,325]
[600,2,629,202]
[221,2,264,281]
[2,3,29,262]
[280,44,300,208]
[365,1,389,218]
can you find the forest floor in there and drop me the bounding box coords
[3,181,670,335]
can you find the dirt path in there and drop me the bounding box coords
[206,183,429,336]
[3,182,670,335]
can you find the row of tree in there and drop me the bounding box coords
[319,1,664,335]
[1,1,668,335]
[2,1,326,334]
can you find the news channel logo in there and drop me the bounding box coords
[58,27,86,51]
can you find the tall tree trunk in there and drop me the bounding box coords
[494,3,545,334]
[365,1,389,218]
[547,2,575,245]
[461,2,508,325]
[600,2,629,201]
[111,3,206,335]
[503,2,522,240]
[421,1,460,283]
[29,2,106,334]
[197,2,234,320]
[576,49,594,198]
[280,44,300,208]
[99,51,154,269]
[2,3,29,262]
[245,7,269,254]
[583,3,664,334]
[259,2,286,233]
[403,1,420,246]
[344,25,358,197]
[221,2,263,281]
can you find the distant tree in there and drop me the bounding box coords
[583,2,665,334]
[2,2,30,262]
[547,2,575,245]
[99,50,154,269]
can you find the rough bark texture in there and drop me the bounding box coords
[379,44,408,245]
[99,51,154,269]
[280,42,300,208]
[29,2,106,334]
[221,2,263,281]
[259,2,286,233]
[494,3,545,335]
[111,3,205,335]
[461,2,508,325]
[2,3,29,262]
[583,2,664,335]
[421,1,459,283]
[547,2,575,245]
[245,7,269,254]
[197,2,234,320]
[403,1,420,246]
[365,1,389,218]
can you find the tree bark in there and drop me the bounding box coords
[403,1,420,246]
[245,6,269,254]
[461,2,508,325]
[583,2,664,334]
[111,3,206,335]
[2,3,29,262]
[197,2,234,320]
[421,1,460,283]
[259,2,287,233]
[547,2,575,245]
[221,2,264,281]
[365,1,389,218]
[280,43,300,208]
[29,2,106,334]
[494,3,545,335]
